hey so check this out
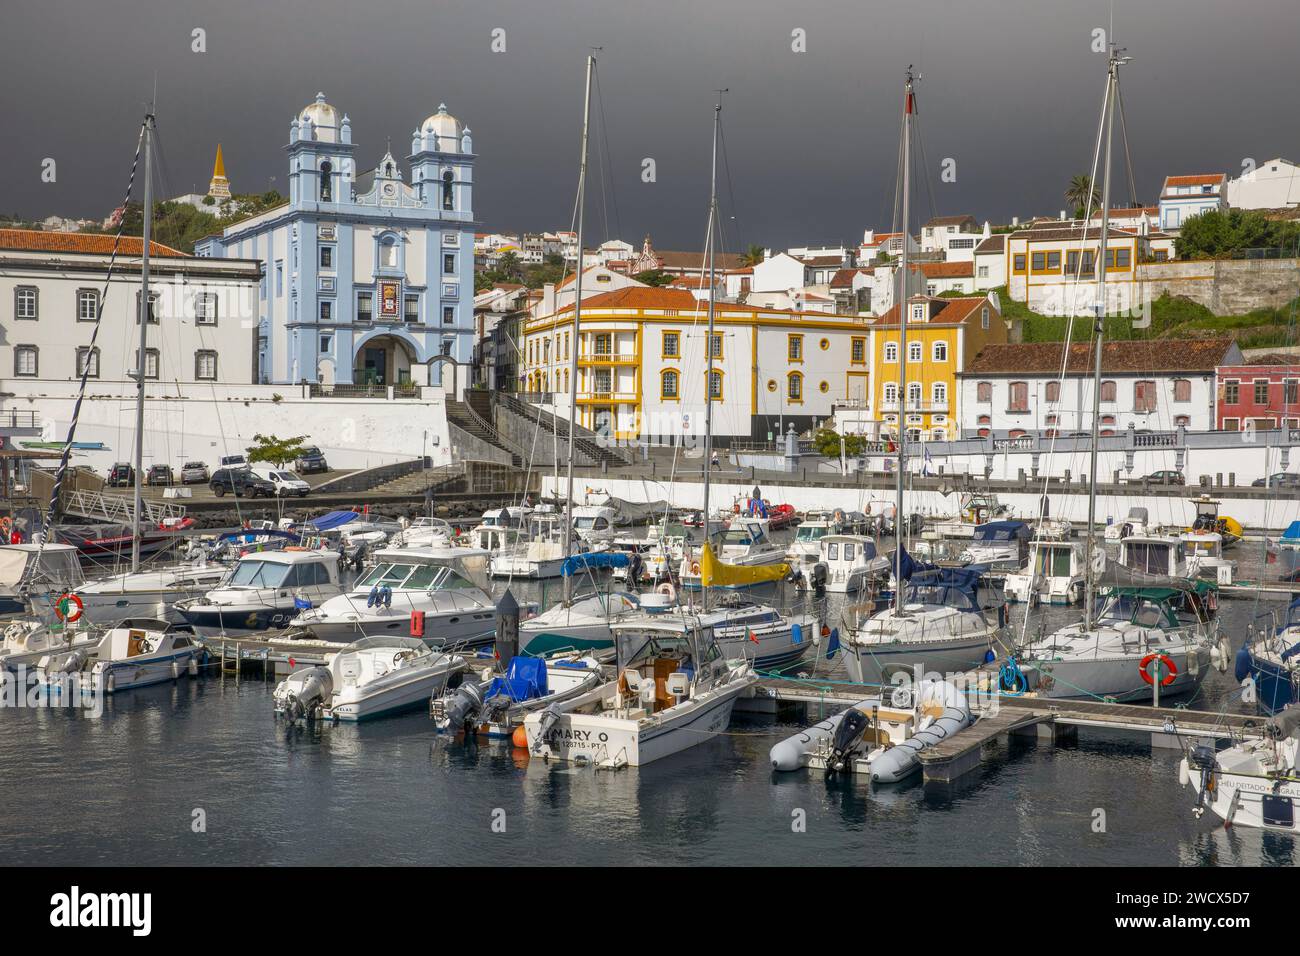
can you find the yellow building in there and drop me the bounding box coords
[521,287,873,445]
[869,294,1007,441]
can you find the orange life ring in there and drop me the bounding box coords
[691,561,701,575]
[0,517,11,533]
[1139,653,1177,686]
[55,592,84,623]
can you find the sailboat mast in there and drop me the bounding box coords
[894,70,913,615]
[700,92,723,612]
[131,111,155,573]
[1083,48,1122,627]
[562,54,594,605]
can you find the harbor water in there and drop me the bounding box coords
[1,534,1294,866]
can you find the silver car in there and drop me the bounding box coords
[180,461,210,484]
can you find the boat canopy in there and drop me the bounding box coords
[1283,521,1300,543]
[972,520,1030,542]
[1096,563,1213,595]
[305,510,362,531]
[560,551,630,577]
[216,528,300,544]
[905,567,983,612]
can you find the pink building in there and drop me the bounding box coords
[1216,355,1300,431]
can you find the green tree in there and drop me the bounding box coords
[1065,174,1100,219]
[740,244,765,267]
[632,269,674,287]
[1175,208,1300,260]
[247,433,309,467]
[812,427,865,458]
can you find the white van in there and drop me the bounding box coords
[249,464,311,497]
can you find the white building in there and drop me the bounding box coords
[1158,173,1227,231]
[920,215,979,254]
[957,338,1241,438]
[1,229,261,387]
[1225,158,1300,211]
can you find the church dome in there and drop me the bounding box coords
[299,92,341,142]
[420,104,462,151]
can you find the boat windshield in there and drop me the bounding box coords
[725,523,766,546]
[1034,545,1075,577]
[1122,542,1172,574]
[574,516,604,530]
[227,560,293,588]
[1182,539,1218,556]
[905,582,980,612]
[795,525,827,541]
[1096,592,1176,628]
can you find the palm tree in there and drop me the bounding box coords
[740,244,765,267]
[1065,174,1101,218]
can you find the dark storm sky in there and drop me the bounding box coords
[3,0,1297,251]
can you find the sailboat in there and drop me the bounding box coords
[1004,46,1222,703]
[840,70,1003,686]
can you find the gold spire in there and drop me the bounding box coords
[208,144,231,199]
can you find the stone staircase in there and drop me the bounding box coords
[369,464,467,497]
[493,391,633,467]
[446,400,523,467]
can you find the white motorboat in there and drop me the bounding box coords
[678,517,786,592]
[289,547,506,648]
[0,543,85,622]
[36,622,201,694]
[1179,530,1236,585]
[490,512,571,580]
[571,505,617,549]
[518,590,643,657]
[0,618,101,674]
[273,635,465,722]
[1005,575,1225,703]
[931,493,1007,539]
[1104,506,1152,541]
[1118,532,1189,577]
[1004,539,1086,605]
[786,511,843,564]
[432,651,608,739]
[523,612,756,768]
[842,568,1002,686]
[1181,708,1300,832]
[818,534,890,594]
[959,520,1031,574]
[74,562,229,625]
[394,516,455,550]
[175,548,343,637]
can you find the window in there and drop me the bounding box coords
[594,333,612,357]
[15,286,38,320]
[1100,380,1117,402]
[977,381,992,402]
[884,342,898,362]
[662,331,680,358]
[443,253,456,274]
[195,350,218,381]
[1046,251,1062,271]
[357,292,373,323]
[320,246,333,268]
[76,346,99,379]
[1254,380,1270,405]
[981,307,990,329]
[787,372,802,401]
[136,291,159,324]
[405,295,420,323]
[788,335,803,362]
[661,369,679,400]
[819,338,830,351]
[442,171,455,210]
[1223,380,1239,404]
[1285,379,1299,407]
[195,292,217,325]
[978,265,989,278]
[1009,381,1029,412]
[1067,250,1096,275]
[1134,379,1158,413]
[883,382,898,405]
[1045,381,1060,402]
[708,370,724,401]
[1031,252,1046,271]
[319,161,332,201]
[851,337,866,364]
[710,333,723,359]
[443,305,455,325]
[1222,417,1240,431]
[932,382,947,406]
[1173,378,1191,402]
[932,341,948,362]
[380,238,398,269]
[135,348,160,380]
[320,333,333,353]
[1174,415,1191,427]
[14,345,37,376]
[319,300,333,322]
[1013,254,1027,273]
[275,260,284,296]
[908,341,922,362]
[77,288,99,322]
[908,381,922,405]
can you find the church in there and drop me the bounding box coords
[195,93,477,390]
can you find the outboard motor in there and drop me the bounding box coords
[808,562,828,598]
[434,680,485,733]
[274,666,333,722]
[532,704,562,754]
[1188,744,1218,818]
[825,707,871,776]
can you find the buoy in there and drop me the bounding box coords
[512,725,529,749]
[54,593,84,623]
[1139,653,1178,686]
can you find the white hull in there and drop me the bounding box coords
[326,670,456,721]
[843,633,995,686]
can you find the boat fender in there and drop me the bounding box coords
[1211,637,1229,674]
[1234,645,1253,683]
[187,656,199,677]
[103,670,115,694]
[367,585,380,608]
[382,586,393,608]
[171,659,181,680]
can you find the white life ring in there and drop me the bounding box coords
[656,582,677,601]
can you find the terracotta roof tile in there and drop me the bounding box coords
[0,228,185,258]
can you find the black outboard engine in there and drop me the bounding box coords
[532,704,562,754]
[1188,744,1218,818]
[808,562,828,598]
[434,680,485,733]
[825,708,871,776]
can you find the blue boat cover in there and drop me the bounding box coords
[972,520,1030,541]
[306,510,362,531]
[905,566,984,611]
[893,546,939,582]
[216,528,300,543]
[483,656,549,702]
[1283,521,1300,543]
[560,551,631,576]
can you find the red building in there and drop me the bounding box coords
[1215,355,1300,431]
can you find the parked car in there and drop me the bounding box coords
[294,446,329,475]
[209,467,276,499]
[219,454,248,468]
[145,464,174,487]
[180,461,210,484]
[107,463,134,487]
[1134,470,1184,485]
[250,465,310,497]
[1252,472,1300,488]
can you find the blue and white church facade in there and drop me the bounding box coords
[195,93,476,390]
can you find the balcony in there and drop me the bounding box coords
[577,350,639,367]
[576,390,638,405]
